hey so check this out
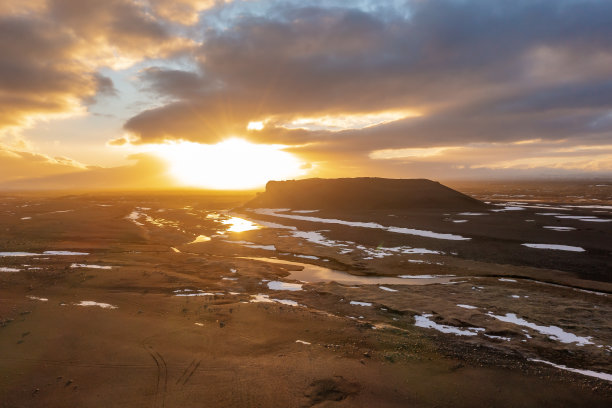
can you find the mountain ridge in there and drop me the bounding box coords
[244,177,488,210]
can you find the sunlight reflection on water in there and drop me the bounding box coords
[222,217,260,232]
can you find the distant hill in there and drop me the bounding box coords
[245,178,488,210]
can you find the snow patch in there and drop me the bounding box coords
[267,281,303,291]
[522,243,585,252]
[487,312,593,346]
[415,314,484,336]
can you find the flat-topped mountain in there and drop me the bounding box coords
[245,178,488,210]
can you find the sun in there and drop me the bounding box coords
[145,138,305,190]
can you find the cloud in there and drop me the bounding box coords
[0,145,87,184]
[122,0,612,168]
[0,0,194,140]
[0,152,173,190]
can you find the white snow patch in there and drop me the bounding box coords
[543,226,576,231]
[267,281,303,291]
[491,206,525,212]
[529,359,612,382]
[294,254,319,260]
[225,240,276,251]
[0,252,39,257]
[75,301,117,309]
[484,334,512,341]
[44,251,89,256]
[457,304,477,309]
[487,312,593,346]
[554,215,611,222]
[70,264,112,269]
[0,267,20,272]
[126,211,144,225]
[415,314,484,336]
[295,340,311,345]
[498,278,517,282]
[250,294,299,306]
[522,243,585,252]
[27,295,48,301]
[253,209,470,241]
[350,301,372,307]
[379,286,398,292]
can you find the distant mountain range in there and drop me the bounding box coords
[245,178,487,210]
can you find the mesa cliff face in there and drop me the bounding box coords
[245,178,487,210]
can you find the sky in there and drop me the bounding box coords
[1,0,611,190]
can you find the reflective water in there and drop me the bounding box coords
[241,257,455,285]
[190,235,211,243]
[222,217,261,232]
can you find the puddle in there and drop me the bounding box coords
[222,217,260,232]
[522,243,585,252]
[190,235,211,243]
[240,257,456,286]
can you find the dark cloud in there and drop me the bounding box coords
[124,0,612,158]
[0,1,189,134]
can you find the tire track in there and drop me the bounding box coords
[182,360,201,386]
[143,343,167,408]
